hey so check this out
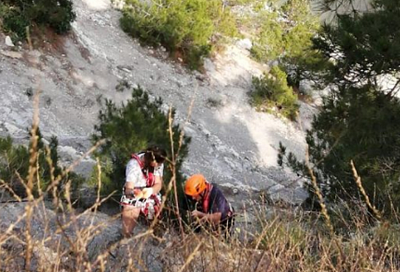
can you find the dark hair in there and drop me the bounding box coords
[143,146,167,170]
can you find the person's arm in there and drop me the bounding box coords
[142,163,164,197]
[152,163,164,194]
[191,210,222,224]
[191,187,230,224]
[152,175,162,194]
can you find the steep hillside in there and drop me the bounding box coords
[0,0,315,206]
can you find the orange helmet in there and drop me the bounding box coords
[184,174,207,196]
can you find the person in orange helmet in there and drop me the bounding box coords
[184,174,235,238]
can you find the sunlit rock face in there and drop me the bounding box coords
[0,0,312,210]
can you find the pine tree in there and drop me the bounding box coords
[0,130,84,197]
[92,86,191,209]
[313,0,400,87]
[279,0,400,215]
[250,0,325,86]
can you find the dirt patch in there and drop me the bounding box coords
[26,26,68,55]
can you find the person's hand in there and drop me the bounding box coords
[191,210,204,218]
[142,188,154,199]
[133,188,144,199]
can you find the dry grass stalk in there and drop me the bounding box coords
[305,148,334,235]
[305,148,348,268]
[168,106,183,236]
[1,82,400,272]
[350,159,382,220]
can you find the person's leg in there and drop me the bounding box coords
[121,205,140,238]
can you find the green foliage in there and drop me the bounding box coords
[0,130,84,197]
[0,136,30,189]
[251,66,299,120]
[249,0,326,87]
[279,0,400,217]
[250,0,320,60]
[119,0,238,70]
[224,0,256,5]
[1,6,29,41]
[280,86,400,214]
[373,223,400,250]
[92,86,191,206]
[0,0,75,41]
[250,10,283,61]
[313,0,400,85]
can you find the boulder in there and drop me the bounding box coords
[5,36,14,47]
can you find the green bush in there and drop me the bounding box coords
[120,0,238,70]
[251,66,299,120]
[248,0,326,88]
[0,130,84,197]
[1,5,29,41]
[0,137,30,192]
[250,0,319,63]
[250,10,283,62]
[91,86,191,211]
[0,0,75,41]
[258,218,309,254]
[278,0,400,219]
[279,86,400,216]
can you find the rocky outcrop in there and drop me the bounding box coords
[0,0,313,213]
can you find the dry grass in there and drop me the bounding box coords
[2,194,400,270]
[1,93,400,272]
[2,168,400,272]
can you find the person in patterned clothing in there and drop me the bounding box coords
[120,146,167,238]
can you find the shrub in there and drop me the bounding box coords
[251,66,299,120]
[91,86,191,214]
[250,10,283,62]
[0,0,76,41]
[0,130,84,197]
[1,6,29,41]
[278,0,400,219]
[0,137,30,193]
[279,86,400,216]
[119,0,238,70]
[249,0,325,88]
[250,0,319,63]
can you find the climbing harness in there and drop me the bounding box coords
[131,153,156,187]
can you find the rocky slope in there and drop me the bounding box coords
[0,0,316,207]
